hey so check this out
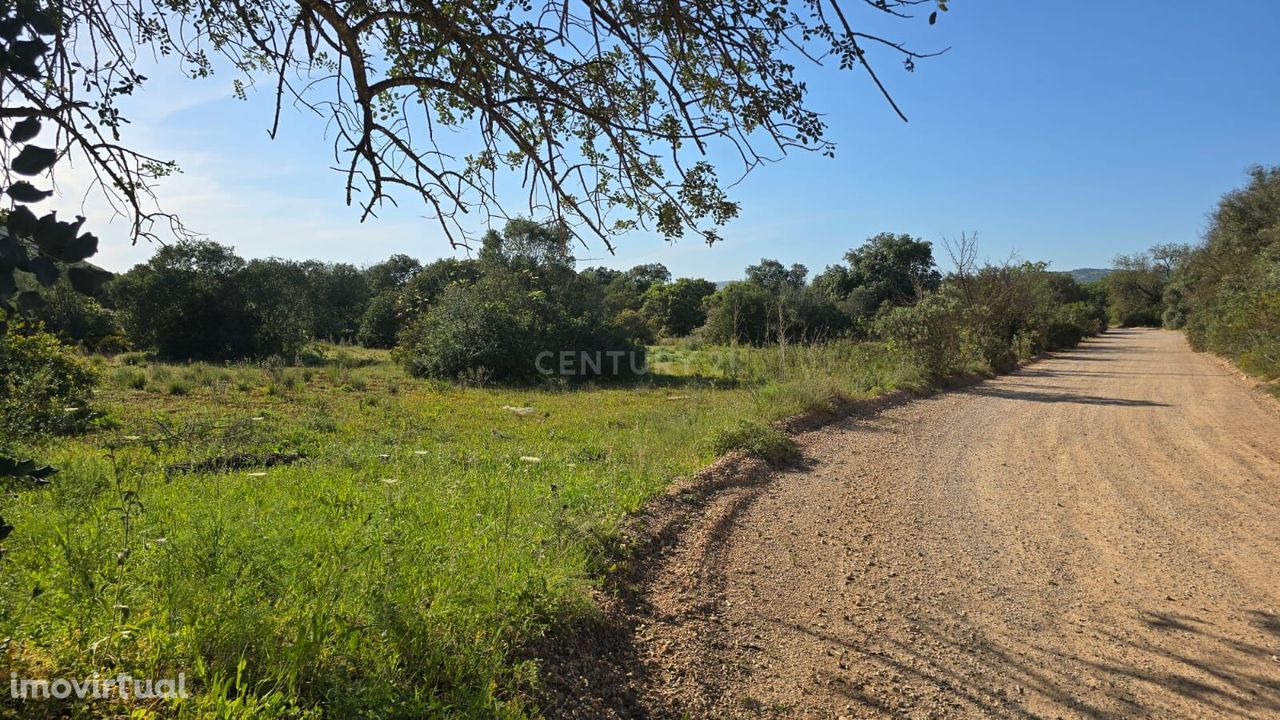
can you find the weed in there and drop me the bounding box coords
[112,366,148,390]
[1,340,908,716]
[710,420,800,467]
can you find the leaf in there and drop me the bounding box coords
[61,232,98,263]
[26,9,58,36]
[5,206,38,236]
[10,37,50,62]
[11,146,57,176]
[28,465,58,480]
[67,265,111,294]
[929,11,937,25]
[10,117,40,143]
[6,182,52,203]
[5,39,48,78]
[16,290,44,314]
[0,18,22,41]
[27,255,59,286]
[0,233,25,270]
[31,217,71,257]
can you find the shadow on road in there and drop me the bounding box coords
[959,384,1169,408]
[765,603,1280,719]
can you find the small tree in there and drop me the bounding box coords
[836,233,942,319]
[357,291,403,350]
[242,258,315,360]
[304,261,371,342]
[641,278,717,337]
[701,282,774,345]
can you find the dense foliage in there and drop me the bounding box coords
[397,221,640,382]
[98,224,1115,384]
[112,242,374,361]
[0,326,97,441]
[1089,168,1278,382]
[1156,166,1280,379]
[879,261,1107,380]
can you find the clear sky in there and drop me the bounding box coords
[52,1,1280,280]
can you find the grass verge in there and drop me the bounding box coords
[1,341,913,718]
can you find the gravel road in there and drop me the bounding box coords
[552,328,1280,719]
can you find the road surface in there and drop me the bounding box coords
[549,328,1280,719]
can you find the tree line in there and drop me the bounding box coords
[14,220,1113,386]
[1096,165,1279,380]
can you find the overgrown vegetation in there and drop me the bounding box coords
[2,341,916,718]
[1169,167,1280,380]
[1100,166,1280,384]
[396,221,641,382]
[0,324,98,440]
[0,220,1117,718]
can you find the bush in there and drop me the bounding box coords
[118,350,153,366]
[357,290,403,349]
[112,366,148,390]
[30,282,124,351]
[397,285,535,381]
[0,328,98,440]
[874,294,975,381]
[700,282,775,345]
[398,224,643,383]
[710,420,800,467]
[1161,167,1280,379]
[613,308,656,345]
[1045,301,1104,350]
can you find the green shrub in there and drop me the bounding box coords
[112,366,148,390]
[874,294,975,381]
[398,285,534,381]
[710,420,800,467]
[1046,301,1106,349]
[0,328,98,440]
[613,308,656,344]
[117,350,152,366]
[167,379,192,396]
[357,290,402,349]
[398,278,640,384]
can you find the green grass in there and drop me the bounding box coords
[0,341,912,718]
[709,420,800,467]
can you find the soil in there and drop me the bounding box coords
[538,328,1280,719]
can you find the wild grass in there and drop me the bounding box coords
[1,341,912,718]
[709,420,800,467]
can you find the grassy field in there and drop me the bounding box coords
[1,342,918,718]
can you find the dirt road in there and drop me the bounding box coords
[545,329,1280,719]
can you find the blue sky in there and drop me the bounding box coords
[54,1,1280,280]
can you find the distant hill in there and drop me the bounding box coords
[1065,268,1111,284]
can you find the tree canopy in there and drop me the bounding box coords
[3,0,950,253]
